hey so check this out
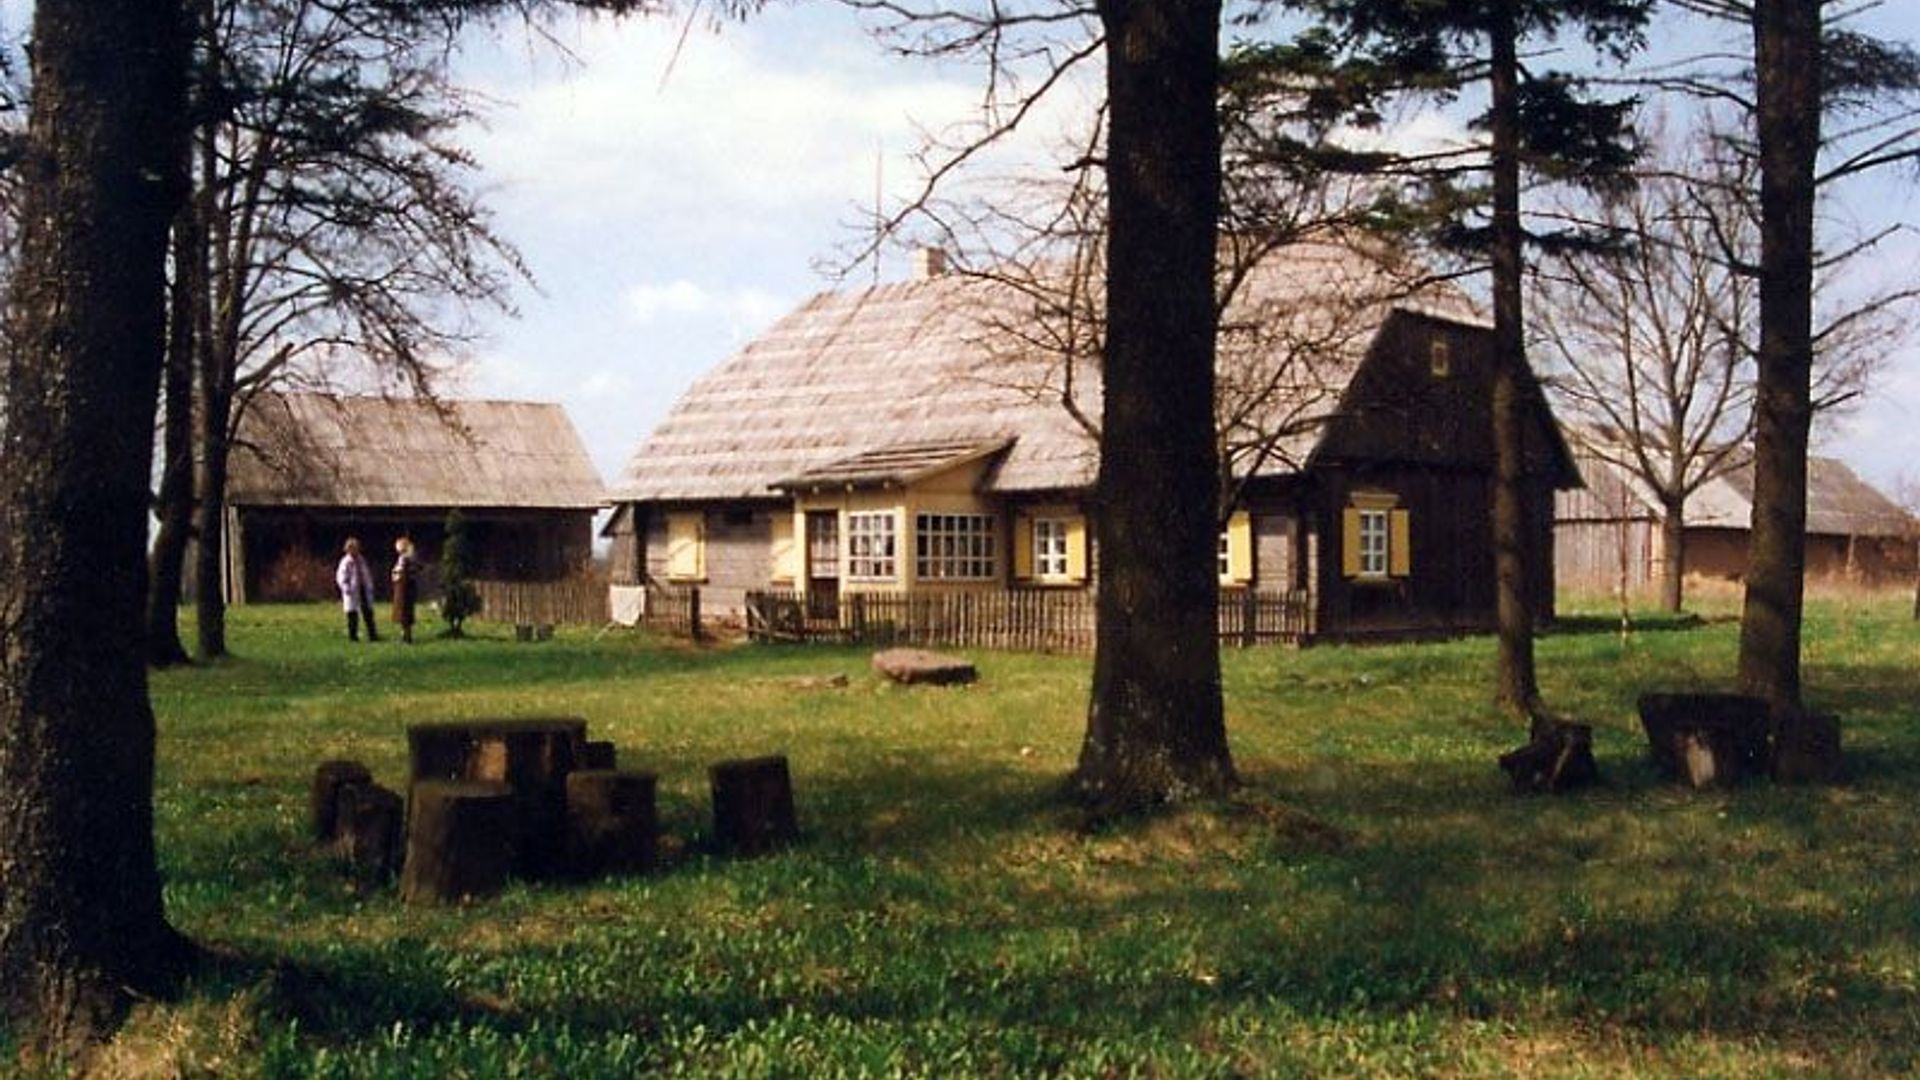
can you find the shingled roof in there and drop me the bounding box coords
[614,241,1482,503]
[1566,432,1914,538]
[230,392,605,510]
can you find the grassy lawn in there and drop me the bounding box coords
[61,596,1920,1077]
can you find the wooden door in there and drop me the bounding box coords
[805,511,840,620]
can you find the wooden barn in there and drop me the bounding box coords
[224,392,605,603]
[1556,443,1917,593]
[609,242,1579,644]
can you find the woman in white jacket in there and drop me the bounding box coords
[335,537,379,642]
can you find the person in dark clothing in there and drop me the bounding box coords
[391,536,419,643]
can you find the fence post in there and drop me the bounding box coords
[1242,588,1258,648]
[852,593,867,643]
[688,587,702,641]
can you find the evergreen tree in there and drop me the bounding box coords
[439,509,482,637]
[1261,0,1651,728]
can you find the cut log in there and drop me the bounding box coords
[565,769,658,878]
[1497,722,1598,794]
[871,648,977,686]
[1772,708,1843,784]
[407,718,586,879]
[401,780,516,906]
[310,760,373,842]
[581,740,617,771]
[710,755,798,855]
[335,781,404,880]
[1637,693,1769,785]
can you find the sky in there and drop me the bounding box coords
[438,5,1916,499]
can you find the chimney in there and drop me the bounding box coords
[912,246,949,280]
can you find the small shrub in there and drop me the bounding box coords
[439,509,482,637]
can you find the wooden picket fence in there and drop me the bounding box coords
[743,586,1313,654]
[473,573,610,628]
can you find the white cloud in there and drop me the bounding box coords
[624,280,789,332]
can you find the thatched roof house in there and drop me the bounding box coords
[612,242,1578,641]
[1557,439,1918,591]
[225,392,604,602]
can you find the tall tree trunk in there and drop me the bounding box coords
[193,373,232,658]
[146,217,200,668]
[1737,0,1821,709]
[1487,2,1541,726]
[1072,0,1235,810]
[0,0,195,1055]
[1659,493,1686,615]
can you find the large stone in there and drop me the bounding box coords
[710,755,798,855]
[1637,693,1770,785]
[871,648,977,686]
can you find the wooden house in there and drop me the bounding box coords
[1556,441,1917,592]
[224,392,605,602]
[609,243,1579,642]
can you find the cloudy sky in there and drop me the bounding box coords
[448,4,1920,500]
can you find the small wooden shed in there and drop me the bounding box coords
[224,392,605,602]
[1555,445,1917,592]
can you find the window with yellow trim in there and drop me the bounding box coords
[1033,518,1071,578]
[1341,495,1410,581]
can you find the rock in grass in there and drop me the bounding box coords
[709,755,798,856]
[871,648,977,686]
[335,781,404,881]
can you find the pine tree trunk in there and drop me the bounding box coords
[0,0,194,1054]
[1487,3,1541,725]
[1072,0,1236,811]
[1738,0,1821,710]
[146,216,199,668]
[1660,494,1687,615]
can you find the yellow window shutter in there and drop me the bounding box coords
[1013,515,1034,580]
[770,511,798,582]
[668,513,704,580]
[1341,507,1362,578]
[1228,510,1254,583]
[1389,508,1412,577]
[1066,516,1088,582]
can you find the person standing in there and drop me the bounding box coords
[335,537,378,642]
[391,536,419,644]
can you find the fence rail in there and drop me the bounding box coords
[473,575,610,628]
[742,586,1312,653]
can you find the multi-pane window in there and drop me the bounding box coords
[1218,528,1233,579]
[1033,518,1070,578]
[1357,508,1390,578]
[847,511,898,580]
[915,513,996,580]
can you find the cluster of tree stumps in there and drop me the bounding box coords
[309,719,799,905]
[1638,693,1842,788]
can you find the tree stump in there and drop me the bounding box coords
[871,648,977,685]
[310,760,373,842]
[1772,708,1843,784]
[1497,722,1598,794]
[335,781,404,881]
[1637,693,1769,786]
[401,780,516,905]
[408,718,585,879]
[582,740,618,771]
[710,755,798,855]
[565,770,658,878]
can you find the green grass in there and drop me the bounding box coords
[66,598,1920,1076]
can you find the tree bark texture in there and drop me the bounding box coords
[0,0,193,1053]
[1487,3,1542,724]
[1659,494,1686,615]
[145,212,200,668]
[1737,0,1822,709]
[192,367,232,658]
[1072,0,1236,810]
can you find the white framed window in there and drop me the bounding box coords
[1357,508,1390,578]
[914,513,996,580]
[1218,528,1233,579]
[1033,518,1070,579]
[846,511,898,580]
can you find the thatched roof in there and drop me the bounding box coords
[1565,432,1914,538]
[614,241,1483,504]
[230,392,604,510]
